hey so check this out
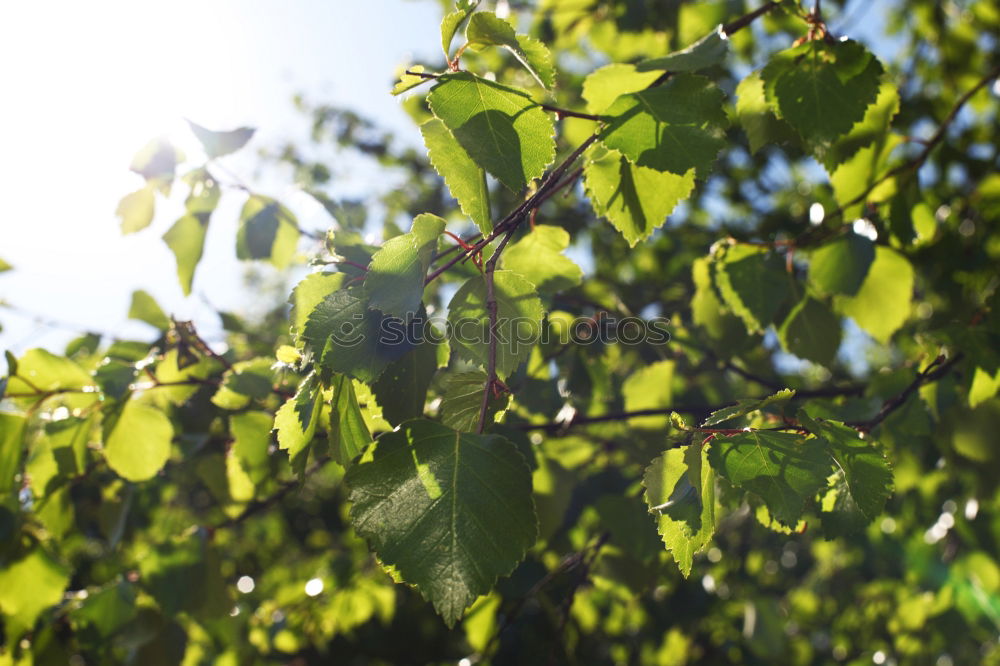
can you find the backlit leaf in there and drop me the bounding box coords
[708,429,831,526]
[371,340,438,426]
[466,12,551,88]
[427,72,555,191]
[643,444,716,577]
[447,270,545,378]
[702,389,796,427]
[600,73,727,177]
[440,370,509,432]
[237,195,300,269]
[713,245,792,334]
[0,548,69,640]
[778,297,842,367]
[162,214,208,296]
[421,118,491,234]
[500,225,582,294]
[834,246,913,343]
[808,232,875,297]
[365,214,446,318]
[799,411,892,520]
[117,185,155,234]
[346,420,536,626]
[128,289,171,330]
[329,374,372,467]
[584,146,694,246]
[637,27,729,72]
[104,401,174,481]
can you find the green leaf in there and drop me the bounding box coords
[230,411,272,485]
[274,372,323,472]
[440,371,509,432]
[778,297,842,367]
[186,119,255,158]
[969,366,1000,408]
[516,35,556,89]
[162,214,208,296]
[643,444,716,577]
[816,80,900,170]
[44,414,93,476]
[735,70,799,154]
[117,185,155,234]
[0,548,69,640]
[371,341,438,426]
[600,73,727,177]
[365,214,446,318]
[447,270,545,379]
[237,195,300,269]
[441,0,479,57]
[582,64,661,115]
[392,65,432,96]
[713,245,793,334]
[829,133,904,218]
[421,118,491,235]
[690,256,747,348]
[808,232,875,297]
[834,246,913,344]
[761,39,883,144]
[584,146,695,246]
[289,272,346,341]
[427,72,555,191]
[329,374,373,467]
[4,349,95,396]
[182,168,221,216]
[302,287,414,383]
[702,389,796,427]
[0,412,26,497]
[211,358,275,410]
[104,401,174,481]
[500,225,583,294]
[799,411,892,520]
[465,12,551,88]
[708,429,831,526]
[0,257,11,272]
[345,420,536,626]
[637,27,729,72]
[622,360,675,429]
[128,289,171,330]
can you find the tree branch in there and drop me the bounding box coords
[721,2,780,36]
[849,353,963,433]
[477,227,517,433]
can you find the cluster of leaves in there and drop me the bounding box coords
[2,0,1000,663]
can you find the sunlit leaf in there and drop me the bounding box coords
[346,420,536,626]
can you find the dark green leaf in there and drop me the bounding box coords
[708,429,831,526]
[778,297,842,367]
[364,214,446,318]
[808,232,875,297]
[761,39,883,144]
[799,411,892,520]
[371,341,438,426]
[600,73,727,177]
[346,420,537,626]
[440,370,509,432]
[713,245,792,334]
[735,70,799,153]
[447,270,545,378]
[211,358,275,410]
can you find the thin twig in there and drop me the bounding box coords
[721,2,780,36]
[850,353,963,432]
[477,227,517,433]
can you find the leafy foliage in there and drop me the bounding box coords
[3,0,1000,662]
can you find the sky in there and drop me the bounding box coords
[0,0,441,354]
